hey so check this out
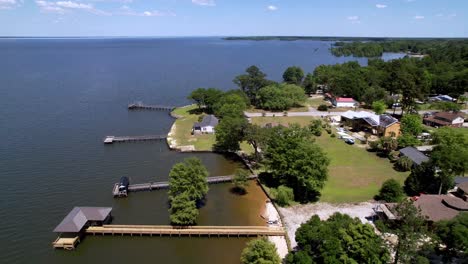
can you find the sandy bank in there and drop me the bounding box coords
[263,201,289,259]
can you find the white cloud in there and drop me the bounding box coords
[436,13,444,17]
[448,13,457,18]
[192,0,215,6]
[35,0,109,15]
[267,5,277,11]
[0,0,20,9]
[347,16,360,24]
[56,1,92,9]
[414,15,424,19]
[119,6,175,17]
[376,4,387,9]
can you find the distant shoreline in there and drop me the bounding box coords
[224,36,468,41]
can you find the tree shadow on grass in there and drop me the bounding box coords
[229,186,248,195]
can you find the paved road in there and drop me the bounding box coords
[245,108,467,118]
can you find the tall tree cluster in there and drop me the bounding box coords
[168,157,209,225]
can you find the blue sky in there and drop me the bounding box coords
[1,0,466,37]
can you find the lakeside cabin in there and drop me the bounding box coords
[52,207,112,250]
[192,115,219,134]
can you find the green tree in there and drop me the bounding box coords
[391,200,429,264]
[214,116,248,152]
[400,114,423,136]
[213,92,248,118]
[233,168,249,193]
[240,238,281,264]
[168,157,209,202]
[430,101,462,112]
[187,88,223,112]
[362,86,388,106]
[256,83,306,111]
[264,125,329,202]
[287,213,390,263]
[436,213,468,261]
[275,185,294,206]
[234,65,273,106]
[379,136,398,154]
[302,73,316,95]
[244,124,267,160]
[283,66,304,85]
[398,134,421,148]
[376,179,404,202]
[169,192,199,225]
[404,162,442,195]
[396,156,413,172]
[308,119,323,136]
[430,127,468,194]
[372,100,387,115]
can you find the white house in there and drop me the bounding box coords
[192,115,219,134]
[332,97,358,108]
[424,112,465,128]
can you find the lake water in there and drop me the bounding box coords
[0,37,404,263]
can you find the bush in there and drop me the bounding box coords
[368,140,380,151]
[241,238,281,264]
[376,179,404,202]
[331,133,336,138]
[275,185,294,206]
[317,104,328,111]
[396,156,413,171]
[388,150,399,162]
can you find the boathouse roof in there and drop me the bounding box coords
[53,207,112,233]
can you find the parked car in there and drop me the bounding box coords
[344,138,355,145]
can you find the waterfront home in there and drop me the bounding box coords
[53,207,112,249]
[192,114,219,134]
[341,110,400,137]
[377,194,467,223]
[332,97,358,108]
[399,147,429,167]
[423,112,465,128]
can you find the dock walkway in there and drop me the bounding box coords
[128,102,175,111]
[104,135,166,144]
[113,175,258,197]
[86,225,285,237]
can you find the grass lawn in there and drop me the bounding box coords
[305,97,329,108]
[314,135,409,203]
[250,116,316,127]
[171,105,254,153]
[251,116,410,203]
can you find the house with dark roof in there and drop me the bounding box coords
[377,194,468,223]
[341,111,400,137]
[192,115,219,134]
[424,112,465,128]
[53,207,112,234]
[399,147,429,167]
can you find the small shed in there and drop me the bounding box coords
[333,97,357,108]
[399,147,429,166]
[192,115,219,134]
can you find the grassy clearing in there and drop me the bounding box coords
[171,105,254,153]
[251,116,409,203]
[250,116,316,127]
[305,97,329,108]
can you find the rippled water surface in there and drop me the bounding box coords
[0,38,404,263]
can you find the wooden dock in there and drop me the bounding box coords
[113,175,258,197]
[128,102,175,111]
[52,236,80,250]
[104,135,166,144]
[86,225,285,237]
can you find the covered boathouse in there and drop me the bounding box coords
[52,207,112,250]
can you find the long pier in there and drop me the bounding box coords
[86,225,285,237]
[113,175,258,197]
[104,135,166,144]
[128,102,175,111]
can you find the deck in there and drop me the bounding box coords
[52,236,80,250]
[128,102,175,111]
[103,135,166,144]
[112,175,258,197]
[86,225,285,237]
